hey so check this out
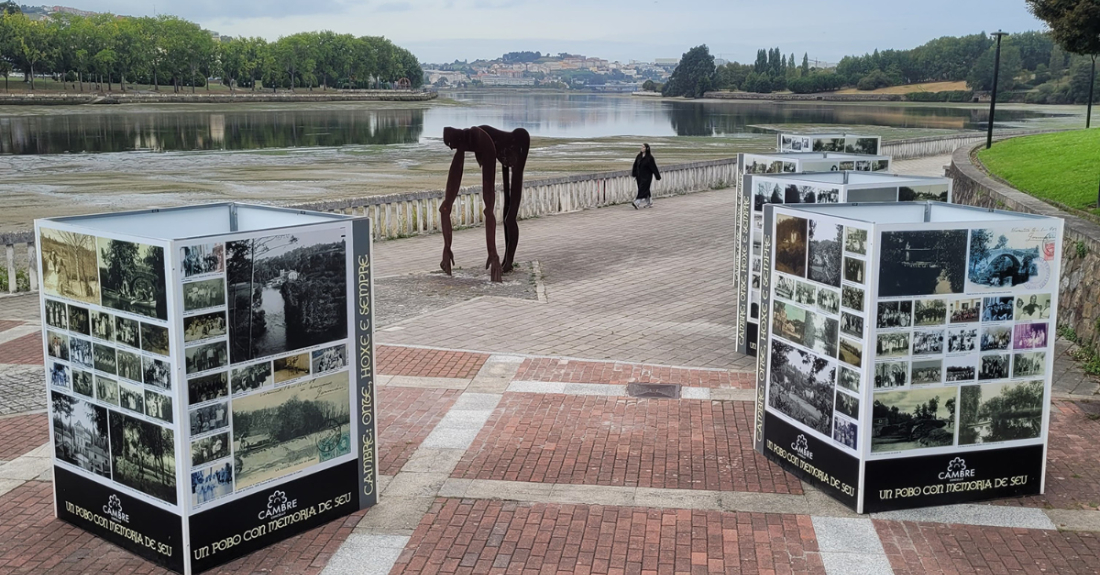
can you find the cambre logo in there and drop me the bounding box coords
[791,434,813,460]
[938,457,975,481]
[257,490,298,520]
[103,494,129,523]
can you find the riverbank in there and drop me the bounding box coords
[0,90,437,106]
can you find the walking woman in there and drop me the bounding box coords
[631,143,661,209]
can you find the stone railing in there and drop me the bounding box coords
[947,141,1100,350]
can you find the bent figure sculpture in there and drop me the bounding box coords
[440,125,530,282]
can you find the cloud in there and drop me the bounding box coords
[376,2,414,12]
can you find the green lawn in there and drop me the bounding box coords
[977,129,1100,217]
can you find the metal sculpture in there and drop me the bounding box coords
[439,125,530,282]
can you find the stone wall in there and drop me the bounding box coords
[947,144,1100,350]
[0,90,437,106]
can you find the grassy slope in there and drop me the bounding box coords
[977,129,1100,216]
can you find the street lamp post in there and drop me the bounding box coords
[986,31,1009,150]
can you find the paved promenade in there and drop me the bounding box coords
[1,154,1099,574]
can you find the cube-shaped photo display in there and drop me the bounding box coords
[36,203,378,574]
[777,133,882,155]
[752,202,1062,513]
[734,172,952,357]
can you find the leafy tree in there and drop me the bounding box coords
[1027,0,1100,126]
[0,1,20,15]
[801,52,809,76]
[965,44,1023,92]
[661,44,716,98]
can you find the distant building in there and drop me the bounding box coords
[49,5,97,16]
[479,75,535,86]
[654,58,680,68]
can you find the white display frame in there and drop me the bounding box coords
[777,133,883,155]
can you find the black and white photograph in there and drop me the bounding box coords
[982,297,1014,322]
[839,337,863,368]
[843,257,865,285]
[97,237,167,321]
[911,359,943,385]
[186,341,228,375]
[877,332,910,358]
[845,227,868,255]
[949,298,981,323]
[773,302,808,348]
[50,361,70,389]
[69,337,92,368]
[109,411,176,504]
[92,343,116,375]
[898,185,949,202]
[840,312,863,339]
[804,314,839,358]
[816,288,840,316]
[227,228,349,365]
[958,380,1043,445]
[190,401,230,436]
[115,316,140,348]
[45,300,68,330]
[752,274,760,290]
[968,227,1053,292]
[184,278,227,312]
[185,311,228,343]
[846,187,895,202]
[232,362,273,395]
[1013,352,1046,378]
[274,353,311,383]
[754,181,778,211]
[312,345,347,374]
[879,229,967,297]
[232,372,352,490]
[912,330,944,355]
[40,228,100,305]
[871,387,956,452]
[914,299,947,326]
[838,366,860,393]
[116,349,143,383]
[141,322,170,356]
[1016,294,1052,321]
[191,461,233,507]
[877,301,913,329]
[90,311,113,341]
[142,356,172,390]
[979,353,1011,380]
[835,391,860,419]
[119,381,145,414]
[774,215,808,278]
[51,391,110,478]
[192,432,230,466]
[946,356,977,382]
[767,340,835,436]
[775,275,795,301]
[47,330,69,361]
[189,372,229,405]
[95,376,119,405]
[794,281,816,306]
[67,305,90,336]
[874,361,908,388]
[833,418,858,450]
[947,327,977,353]
[807,220,843,288]
[1014,322,1048,349]
[72,369,94,397]
[839,161,855,171]
[181,243,225,278]
[145,390,173,423]
[981,325,1013,352]
[841,285,864,312]
[752,257,761,273]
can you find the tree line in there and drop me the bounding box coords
[0,4,423,92]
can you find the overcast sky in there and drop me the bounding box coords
[71,1,1045,64]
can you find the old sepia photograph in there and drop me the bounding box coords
[142,356,172,390]
[141,322,170,356]
[949,298,981,323]
[911,359,943,385]
[914,299,947,326]
[794,281,816,306]
[312,345,347,374]
[871,387,956,452]
[90,311,113,341]
[45,299,68,330]
[844,227,868,255]
[912,330,944,355]
[67,305,90,336]
[958,380,1043,445]
[190,401,230,436]
[843,257,865,285]
[40,228,100,305]
[979,353,1011,381]
[839,338,863,368]
[109,411,176,504]
[1016,294,1052,321]
[51,391,110,478]
[189,372,229,405]
[874,361,908,388]
[1013,323,1048,349]
[807,220,843,288]
[192,432,230,466]
[947,327,978,353]
[115,316,140,348]
[877,332,910,358]
[982,296,1014,322]
[841,285,864,312]
[274,353,311,383]
[184,278,227,313]
[227,228,349,365]
[879,229,967,297]
[774,215,808,278]
[767,340,835,436]
[816,288,840,315]
[92,343,116,375]
[968,227,1051,292]
[72,369,94,397]
[774,301,808,348]
[145,390,173,423]
[47,330,69,361]
[97,238,167,320]
[191,461,233,506]
[184,311,228,343]
[186,341,228,375]
[945,356,977,382]
[232,362,273,395]
[119,381,145,414]
[840,312,864,339]
[835,391,860,419]
[69,337,93,368]
[981,325,1013,352]
[1013,352,1046,378]
[49,362,70,389]
[877,301,913,330]
[833,418,858,450]
[95,376,119,405]
[116,349,143,383]
[233,372,352,490]
[181,243,225,278]
[838,366,860,393]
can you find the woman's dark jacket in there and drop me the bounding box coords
[632,153,661,198]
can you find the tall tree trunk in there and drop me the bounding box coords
[121,73,126,93]
[78,71,83,92]
[29,64,34,90]
[153,67,158,91]
[191,66,196,93]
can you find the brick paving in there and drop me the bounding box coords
[0,366,45,416]
[0,333,42,365]
[379,345,491,379]
[514,358,754,388]
[0,320,23,333]
[392,499,825,575]
[379,386,463,476]
[876,519,1100,575]
[0,413,47,462]
[452,394,803,494]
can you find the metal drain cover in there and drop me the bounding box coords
[626,383,681,399]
